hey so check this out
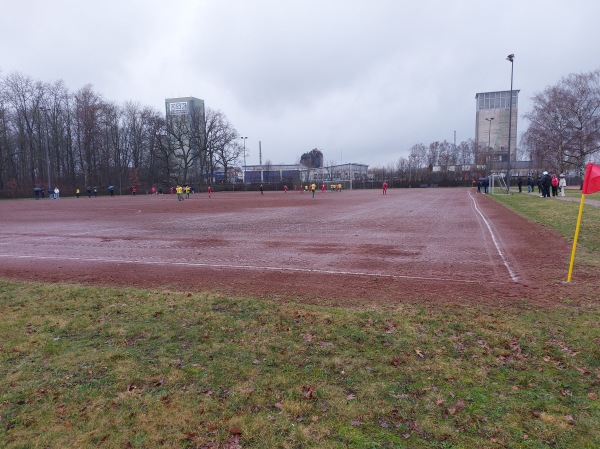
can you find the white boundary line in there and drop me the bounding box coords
[0,253,504,286]
[468,191,519,282]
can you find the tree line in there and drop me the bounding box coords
[0,72,242,197]
[2,68,599,197]
[368,139,480,184]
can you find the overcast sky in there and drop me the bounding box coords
[2,0,599,167]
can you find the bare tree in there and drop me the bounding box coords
[3,72,47,188]
[395,157,408,181]
[204,108,239,184]
[408,143,427,182]
[457,139,475,167]
[523,69,600,175]
[165,105,202,185]
[45,80,76,185]
[73,84,105,187]
[0,81,12,191]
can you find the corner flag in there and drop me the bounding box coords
[567,162,600,283]
[582,162,600,194]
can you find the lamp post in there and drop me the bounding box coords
[240,136,247,184]
[485,117,494,176]
[506,53,515,193]
[40,107,51,194]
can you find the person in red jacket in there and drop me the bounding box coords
[382,181,388,195]
[551,173,559,197]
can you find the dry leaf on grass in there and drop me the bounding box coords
[447,400,466,415]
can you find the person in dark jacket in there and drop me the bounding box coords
[541,171,552,198]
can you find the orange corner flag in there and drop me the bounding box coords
[582,162,600,194]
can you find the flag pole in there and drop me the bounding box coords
[566,194,586,283]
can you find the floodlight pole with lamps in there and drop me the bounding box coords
[485,117,494,176]
[506,53,514,193]
[240,136,247,184]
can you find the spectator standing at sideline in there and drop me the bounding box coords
[541,171,552,198]
[559,174,567,197]
[551,174,559,197]
[517,177,523,193]
[54,187,60,199]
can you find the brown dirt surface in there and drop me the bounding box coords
[1,188,597,308]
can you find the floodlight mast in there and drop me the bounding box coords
[241,136,247,185]
[485,117,494,176]
[506,54,514,193]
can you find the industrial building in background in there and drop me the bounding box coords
[164,97,206,183]
[475,90,519,175]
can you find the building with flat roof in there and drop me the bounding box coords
[242,163,369,184]
[475,90,519,173]
[165,97,205,120]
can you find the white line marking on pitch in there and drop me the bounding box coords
[468,191,519,282]
[0,253,501,285]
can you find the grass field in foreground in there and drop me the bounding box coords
[1,281,599,449]
[1,191,599,449]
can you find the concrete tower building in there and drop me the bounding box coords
[164,97,206,181]
[475,90,519,172]
[165,97,205,131]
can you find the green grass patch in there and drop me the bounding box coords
[1,281,599,448]
[493,191,600,265]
